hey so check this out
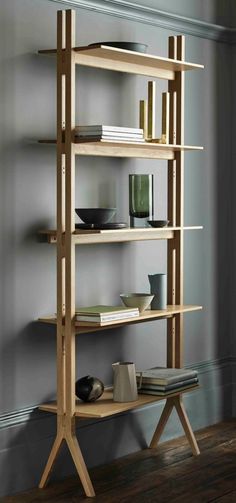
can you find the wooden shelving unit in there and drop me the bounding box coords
[37,9,203,498]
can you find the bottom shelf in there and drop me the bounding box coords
[39,386,199,419]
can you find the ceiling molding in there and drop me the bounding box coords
[48,0,235,43]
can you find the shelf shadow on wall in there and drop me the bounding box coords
[215,38,232,418]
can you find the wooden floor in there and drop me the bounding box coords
[2,420,236,502]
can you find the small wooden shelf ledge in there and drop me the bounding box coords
[38,45,204,80]
[39,386,200,419]
[38,305,202,334]
[39,226,203,245]
[38,139,203,160]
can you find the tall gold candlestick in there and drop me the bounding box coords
[162,92,170,144]
[148,81,156,139]
[139,99,148,139]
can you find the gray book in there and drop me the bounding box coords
[139,382,199,396]
[139,377,198,392]
[136,367,198,386]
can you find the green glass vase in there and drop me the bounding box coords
[129,174,154,227]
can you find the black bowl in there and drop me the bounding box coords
[75,207,116,225]
[89,42,148,53]
[148,220,169,228]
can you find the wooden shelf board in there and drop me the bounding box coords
[39,226,203,245]
[39,386,200,418]
[38,139,203,159]
[38,305,202,334]
[38,45,203,80]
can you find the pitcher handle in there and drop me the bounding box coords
[137,372,143,390]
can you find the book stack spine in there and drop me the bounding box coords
[137,368,199,396]
[76,305,140,324]
[75,125,145,143]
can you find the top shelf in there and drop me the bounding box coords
[38,45,204,80]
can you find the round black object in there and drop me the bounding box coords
[75,375,104,402]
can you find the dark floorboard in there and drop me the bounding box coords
[1,420,236,503]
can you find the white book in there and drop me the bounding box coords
[77,311,139,323]
[77,136,145,143]
[75,125,143,134]
[76,304,139,323]
[76,131,144,138]
[78,136,145,143]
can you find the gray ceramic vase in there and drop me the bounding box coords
[148,273,167,310]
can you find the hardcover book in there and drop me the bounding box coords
[75,125,143,134]
[139,377,198,392]
[76,305,139,323]
[139,382,199,396]
[136,367,198,386]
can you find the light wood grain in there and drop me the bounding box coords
[67,429,95,497]
[38,305,203,334]
[173,396,200,455]
[149,398,174,448]
[39,226,203,245]
[39,386,199,419]
[39,433,64,488]
[56,9,66,419]
[38,44,204,80]
[38,139,203,160]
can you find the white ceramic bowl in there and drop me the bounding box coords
[120,293,154,313]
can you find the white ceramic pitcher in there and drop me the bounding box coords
[112,362,138,402]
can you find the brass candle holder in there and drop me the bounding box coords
[139,82,171,144]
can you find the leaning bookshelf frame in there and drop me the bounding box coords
[38,9,204,497]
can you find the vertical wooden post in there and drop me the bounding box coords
[167,36,177,368]
[57,9,66,420]
[175,35,185,368]
[167,35,185,369]
[63,10,95,497]
[38,10,67,489]
[64,8,76,420]
[40,10,95,497]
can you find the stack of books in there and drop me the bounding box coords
[75,125,145,143]
[136,367,199,396]
[76,305,139,325]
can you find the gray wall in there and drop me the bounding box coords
[0,0,233,496]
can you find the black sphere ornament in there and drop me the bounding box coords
[75,375,104,402]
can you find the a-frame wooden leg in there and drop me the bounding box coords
[149,395,200,456]
[67,433,95,497]
[39,424,95,497]
[39,433,64,488]
[173,396,200,456]
[149,398,174,448]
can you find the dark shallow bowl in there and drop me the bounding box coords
[89,42,148,53]
[75,208,116,225]
[148,220,169,228]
